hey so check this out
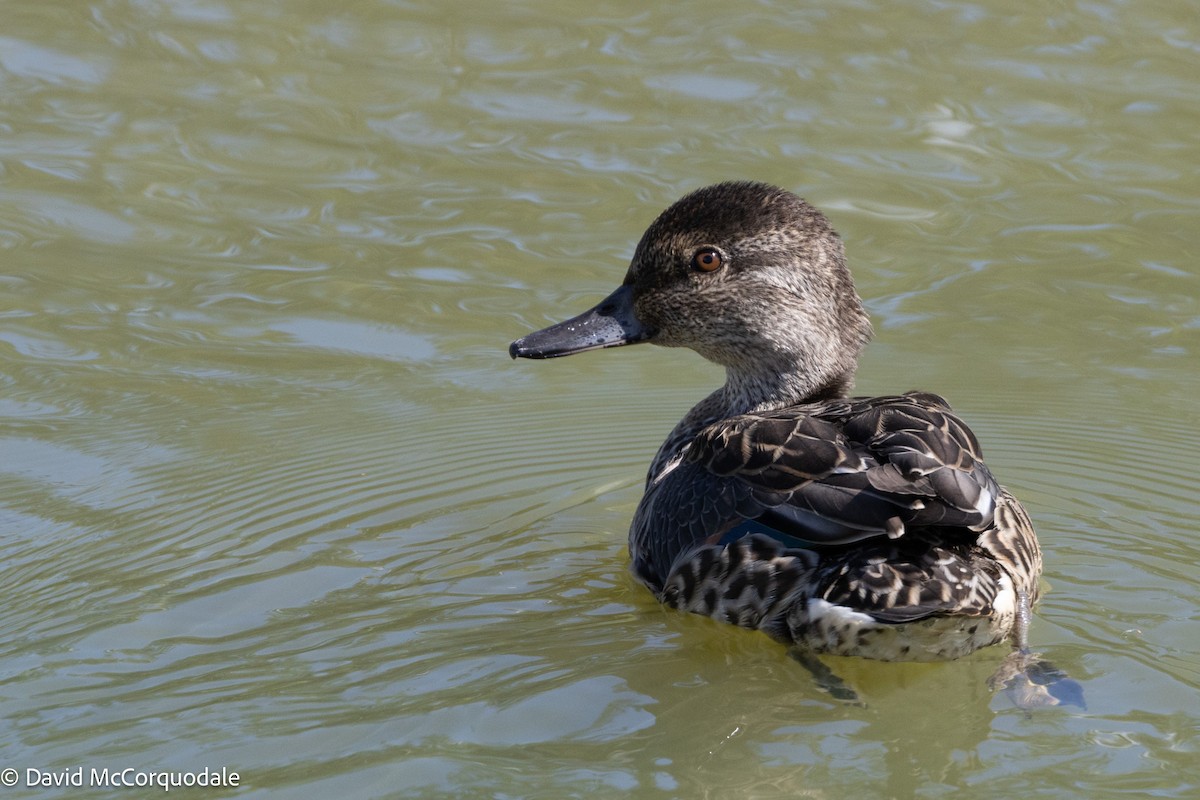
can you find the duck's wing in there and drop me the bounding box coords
[829,392,1001,529]
[684,392,1002,546]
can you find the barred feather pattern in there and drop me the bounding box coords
[635,394,1043,662]
[656,496,1037,661]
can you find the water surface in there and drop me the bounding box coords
[2,1,1198,797]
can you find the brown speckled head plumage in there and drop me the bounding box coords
[623,182,872,408]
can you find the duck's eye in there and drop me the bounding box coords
[692,247,724,272]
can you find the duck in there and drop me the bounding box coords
[510,181,1080,707]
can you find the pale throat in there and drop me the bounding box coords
[717,342,853,415]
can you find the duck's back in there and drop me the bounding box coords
[628,391,1042,660]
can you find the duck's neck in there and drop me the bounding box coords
[645,363,851,486]
[720,361,852,415]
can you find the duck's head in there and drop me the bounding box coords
[510,181,873,404]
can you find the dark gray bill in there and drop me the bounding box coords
[509,284,653,359]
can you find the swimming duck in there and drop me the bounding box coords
[511,181,1078,706]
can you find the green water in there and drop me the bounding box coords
[2,1,1198,797]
